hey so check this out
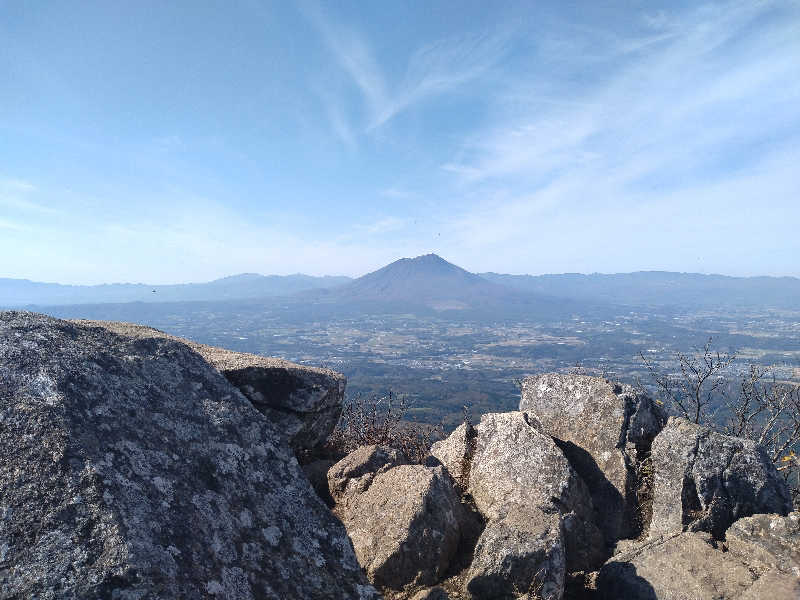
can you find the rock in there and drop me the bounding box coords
[336,464,464,590]
[327,444,408,505]
[597,528,800,600]
[302,458,337,506]
[410,586,449,600]
[649,417,791,538]
[0,311,378,600]
[430,421,476,487]
[76,320,345,454]
[468,411,606,571]
[520,374,666,542]
[464,505,565,600]
[725,512,800,578]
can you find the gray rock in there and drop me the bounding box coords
[302,458,336,506]
[725,512,800,578]
[410,586,449,600]
[465,505,565,600]
[430,421,475,488]
[598,527,800,600]
[336,464,464,590]
[0,311,378,600]
[327,444,408,505]
[520,374,666,542]
[77,320,345,454]
[649,417,791,538]
[468,411,606,571]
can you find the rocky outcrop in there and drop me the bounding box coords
[465,506,565,600]
[327,444,409,505]
[333,460,465,591]
[466,411,606,572]
[520,374,666,542]
[598,531,760,599]
[597,513,800,600]
[726,512,800,587]
[0,312,377,600]
[77,320,345,454]
[649,417,791,538]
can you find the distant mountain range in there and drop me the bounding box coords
[2,255,798,311]
[481,271,800,310]
[0,273,351,307]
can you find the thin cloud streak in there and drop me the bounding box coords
[302,1,510,139]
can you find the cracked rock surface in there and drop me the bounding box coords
[649,417,791,539]
[520,374,666,543]
[0,311,377,600]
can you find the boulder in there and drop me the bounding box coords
[468,411,606,571]
[520,374,666,542]
[0,312,378,600]
[649,417,791,538]
[327,444,408,505]
[726,512,800,579]
[335,463,465,590]
[597,526,800,600]
[464,505,565,600]
[429,421,475,488]
[77,320,345,454]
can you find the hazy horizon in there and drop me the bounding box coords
[4,252,800,288]
[2,1,799,284]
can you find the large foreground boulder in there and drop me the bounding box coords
[333,459,465,591]
[520,374,666,542]
[0,312,377,599]
[649,417,791,538]
[77,320,345,454]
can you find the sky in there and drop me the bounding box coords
[1,0,799,284]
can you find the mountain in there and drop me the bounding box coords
[0,273,352,307]
[480,271,800,309]
[308,254,573,316]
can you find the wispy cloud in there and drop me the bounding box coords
[444,1,799,186]
[302,2,510,139]
[437,0,800,275]
[0,177,61,215]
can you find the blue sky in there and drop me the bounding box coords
[1,0,799,284]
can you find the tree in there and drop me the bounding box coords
[640,338,800,507]
[639,337,736,424]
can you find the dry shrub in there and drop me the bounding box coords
[327,391,445,463]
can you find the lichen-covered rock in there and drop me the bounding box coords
[520,374,666,542]
[336,464,464,590]
[468,411,606,571]
[598,526,800,600]
[0,311,378,600]
[327,444,408,505]
[465,505,565,600]
[77,320,345,454]
[649,417,791,538]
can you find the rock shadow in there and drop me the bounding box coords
[596,562,658,599]
[551,439,636,544]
